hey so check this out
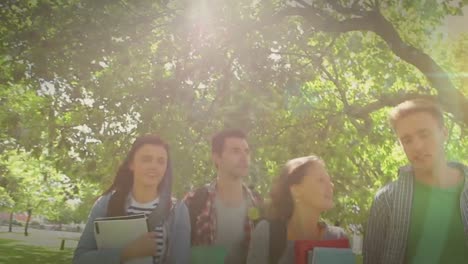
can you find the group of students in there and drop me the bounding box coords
[72,98,468,264]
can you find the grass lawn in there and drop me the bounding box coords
[0,238,73,264]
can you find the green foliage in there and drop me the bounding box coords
[0,150,71,221]
[0,0,466,230]
[0,186,14,210]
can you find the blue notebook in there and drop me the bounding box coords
[308,247,356,264]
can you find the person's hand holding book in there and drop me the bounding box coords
[121,232,158,262]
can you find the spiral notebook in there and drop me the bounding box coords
[94,213,153,264]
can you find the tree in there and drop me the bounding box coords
[0,0,466,231]
[1,150,69,235]
[265,0,468,124]
[0,186,14,211]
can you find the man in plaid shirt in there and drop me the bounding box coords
[364,98,468,264]
[184,129,263,264]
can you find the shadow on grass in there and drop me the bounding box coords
[0,238,73,264]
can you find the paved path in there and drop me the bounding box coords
[0,225,80,249]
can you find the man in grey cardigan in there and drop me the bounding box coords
[363,99,468,264]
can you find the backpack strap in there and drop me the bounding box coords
[268,219,287,264]
[146,188,172,230]
[187,187,210,244]
[147,162,173,230]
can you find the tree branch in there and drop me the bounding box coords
[346,92,434,119]
[272,7,375,32]
[273,6,468,126]
[323,0,369,17]
[318,64,349,107]
[294,0,313,8]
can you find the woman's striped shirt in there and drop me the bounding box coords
[127,196,165,264]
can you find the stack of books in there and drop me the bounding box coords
[294,238,356,264]
[308,247,355,264]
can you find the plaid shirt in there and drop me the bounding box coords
[183,181,263,246]
[363,162,468,264]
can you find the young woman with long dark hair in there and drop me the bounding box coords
[73,135,190,264]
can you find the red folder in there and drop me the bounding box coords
[294,238,350,264]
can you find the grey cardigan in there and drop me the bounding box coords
[73,193,191,264]
[246,220,348,264]
[363,162,468,264]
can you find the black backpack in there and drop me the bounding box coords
[187,187,210,244]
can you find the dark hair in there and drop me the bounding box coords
[268,156,324,221]
[102,135,172,217]
[389,98,444,129]
[211,128,247,155]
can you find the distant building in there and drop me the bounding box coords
[0,212,46,223]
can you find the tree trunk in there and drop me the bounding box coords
[8,211,13,232]
[24,208,32,236]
